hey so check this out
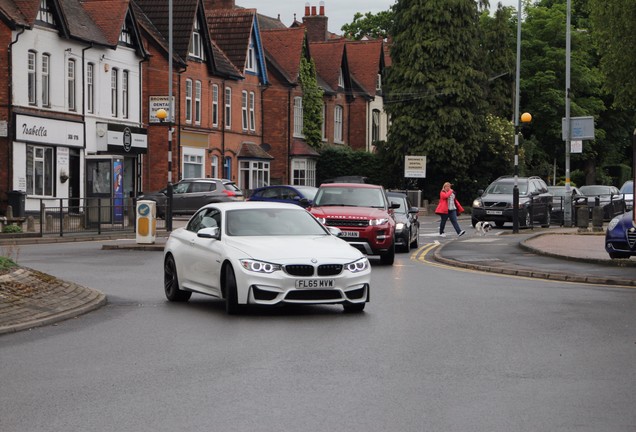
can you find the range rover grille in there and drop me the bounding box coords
[325,219,368,227]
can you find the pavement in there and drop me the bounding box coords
[1,219,635,335]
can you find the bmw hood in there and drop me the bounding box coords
[226,235,362,261]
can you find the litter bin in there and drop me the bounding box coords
[7,190,26,218]
[136,200,156,244]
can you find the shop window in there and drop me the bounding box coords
[26,145,54,196]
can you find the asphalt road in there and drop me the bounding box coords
[2,239,636,431]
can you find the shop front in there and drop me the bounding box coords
[12,114,84,213]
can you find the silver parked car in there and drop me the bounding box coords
[139,178,243,218]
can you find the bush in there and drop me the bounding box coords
[0,256,17,272]
[3,224,23,234]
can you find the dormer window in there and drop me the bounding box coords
[119,21,132,45]
[338,68,344,88]
[245,38,256,73]
[376,73,382,91]
[37,0,55,25]
[189,19,204,59]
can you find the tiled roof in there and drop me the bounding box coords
[260,27,305,85]
[206,8,254,71]
[346,39,383,97]
[291,140,319,157]
[0,0,30,27]
[7,0,114,45]
[209,38,243,79]
[131,0,186,66]
[256,12,286,30]
[135,0,198,60]
[82,0,129,47]
[10,0,38,24]
[309,39,346,91]
[134,0,240,78]
[238,142,273,159]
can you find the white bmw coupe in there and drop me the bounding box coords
[163,201,371,314]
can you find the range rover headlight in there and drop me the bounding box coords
[369,218,389,226]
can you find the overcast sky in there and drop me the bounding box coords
[238,1,520,35]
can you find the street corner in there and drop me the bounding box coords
[0,267,107,335]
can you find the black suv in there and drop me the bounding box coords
[139,178,243,218]
[471,176,552,228]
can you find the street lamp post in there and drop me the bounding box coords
[513,112,532,233]
[156,108,173,232]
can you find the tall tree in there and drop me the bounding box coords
[479,5,516,119]
[589,0,636,111]
[384,0,489,197]
[341,10,394,40]
[519,0,632,184]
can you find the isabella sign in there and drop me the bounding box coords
[15,114,84,147]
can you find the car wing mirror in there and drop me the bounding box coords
[327,226,343,237]
[197,226,220,239]
[408,206,419,214]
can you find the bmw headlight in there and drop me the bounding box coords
[369,218,389,226]
[239,259,282,273]
[472,199,482,208]
[346,257,370,273]
[607,217,621,231]
[395,223,405,232]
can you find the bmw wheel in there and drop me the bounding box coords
[164,255,192,302]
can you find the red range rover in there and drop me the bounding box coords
[309,183,398,265]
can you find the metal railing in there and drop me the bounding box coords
[17,198,168,237]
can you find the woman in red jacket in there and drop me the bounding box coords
[435,182,466,237]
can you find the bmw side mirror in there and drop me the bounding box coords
[197,226,220,239]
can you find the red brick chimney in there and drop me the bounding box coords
[204,0,235,10]
[303,1,328,42]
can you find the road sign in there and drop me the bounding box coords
[404,155,426,178]
[562,116,594,141]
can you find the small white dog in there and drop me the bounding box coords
[474,221,493,236]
